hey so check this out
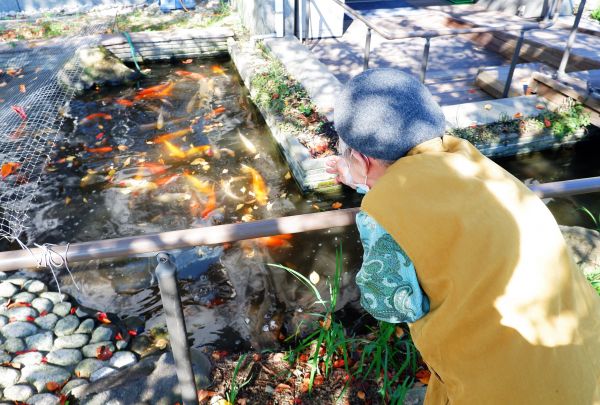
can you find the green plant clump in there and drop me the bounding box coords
[448,100,591,144]
[590,7,600,22]
[270,246,419,404]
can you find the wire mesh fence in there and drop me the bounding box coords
[0,20,110,242]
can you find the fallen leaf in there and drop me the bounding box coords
[416,369,431,385]
[182,59,193,64]
[197,390,217,402]
[468,88,477,94]
[535,104,546,110]
[395,326,405,339]
[275,383,291,392]
[544,118,552,128]
[96,345,113,361]
[1,162,21,178]
[333,359,345,368]
[469,122,477,129]
[514,112,523,119]
[117,145,128,151]
[11,105,27,120]
[46,381,61,392]
[483,104,492,111]
[65,196,72,205]
[331,202,342,209]
[357,391,366,400]
[19,84,26,93]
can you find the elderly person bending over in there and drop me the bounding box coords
[327,68,600,405]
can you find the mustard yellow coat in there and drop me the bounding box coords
[362,136,600,404]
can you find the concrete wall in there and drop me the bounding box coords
[231,0,279,36]
[0,0,148,13]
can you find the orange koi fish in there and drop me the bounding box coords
[1,162,20,178]
[241,164,269,205]
[201,185,216,218]
[150,128,192,144]
[255,234,293,248]
[163,141,186,159]
[204,106,226,119]
[138,162,169,175]
[136,82,171,97]
[84,146,113,154]
[185,144,211,157]
[115,99,134,107]
[211,65,225,75]
[184,173,212,194]
[175,70,206,81]
[80,113,112,125]
[134,82,174,101]
[154,173,180,187]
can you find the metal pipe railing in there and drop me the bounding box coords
[320,0,563,87]
[556,0,587,77]
[1,175,600,272]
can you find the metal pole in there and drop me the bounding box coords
[503,30,525,98]
[363,27,371,71]
[421,37,431,83]
[529,175,600,198]
[556,0,586,77]
[155,252,198,405]
[298,0,304,43]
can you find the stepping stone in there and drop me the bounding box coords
[109,351,137,369]
[0,366,20,388]
[12,351,43,367]
[62,378,88,394]
[53,334,89,350]
[54,315,80,337]
[12,292,36,303]
[6,306,38,322]
[34,313,59,331]
[75,319,95,334]
[74,359,105,379]
[46,349,82,367]
[4,338,25,353]
[38,293,68,305]
[52,302,72,318]
[82,342,115,358]
[25,332,54,352]
[0,282,17,298]
[23,280,48,294]
[1,322,38,338]
[3,384,35,402]
[31,298,53,314]
[90,325,115,343]
[20,364,70,393]
[27,393,60,405]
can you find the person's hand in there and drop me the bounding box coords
[326,155,356,189]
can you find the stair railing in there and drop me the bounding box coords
[307,0,565,97]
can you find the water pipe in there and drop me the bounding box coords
[122,31,143,73]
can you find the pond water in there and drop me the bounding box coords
[23,59,363,351]
[10,58,600,352]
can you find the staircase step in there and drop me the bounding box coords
[441,95,550,129]
[475,62,556,98]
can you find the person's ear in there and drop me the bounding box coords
[351,151,370,175]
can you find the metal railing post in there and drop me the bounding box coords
[363,27,372,71]
[503,30,525,98]
[298,0,304,43]
[556,0,586,77]
[421,37,431,83]
[155,252,198,405]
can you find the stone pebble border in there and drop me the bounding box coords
[0,272,147,404]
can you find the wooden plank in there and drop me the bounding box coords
[100,28,234,46]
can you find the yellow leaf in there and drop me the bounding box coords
[117,145,129,151]
[65,196,72,205]
[331,202,342,209]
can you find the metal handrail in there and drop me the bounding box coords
[308,0,564,96]
[1,175,599,272]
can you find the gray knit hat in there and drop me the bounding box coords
[334,68,446,161]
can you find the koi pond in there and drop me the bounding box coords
[10,58,600,353]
